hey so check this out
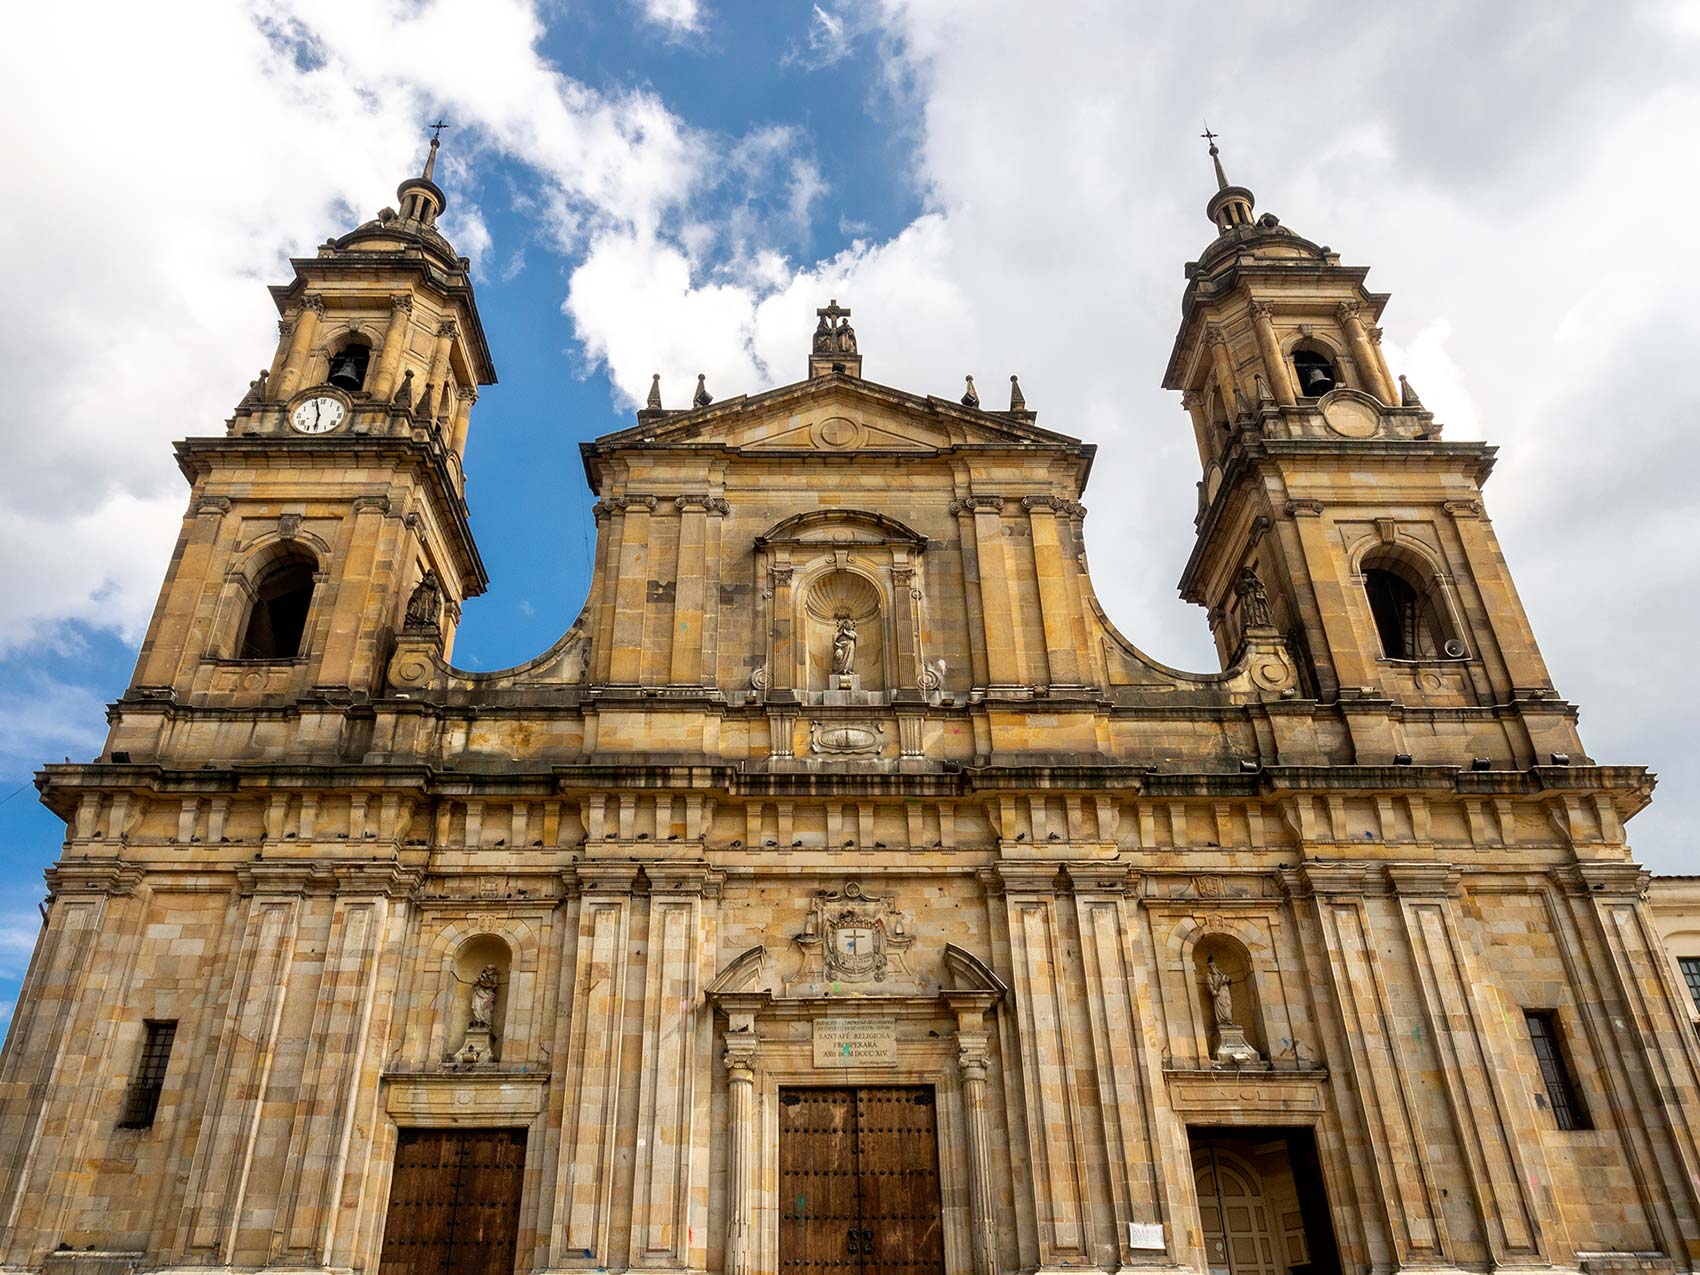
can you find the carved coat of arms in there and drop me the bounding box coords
[794,882,916,987]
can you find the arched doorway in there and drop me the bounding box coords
[1188,1127,1340,1275]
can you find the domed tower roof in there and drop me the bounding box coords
[332,124,460,268]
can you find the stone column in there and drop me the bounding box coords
[425,320,456,412]
[670,496,713,686]
[450,389,476,456]
[952,500,992,689]
[1249,301,1297,405]
[1180,389,1213,466]
[1388,863,1550,1265]
[768,561,797,698]
[1206,325,1241,418]
[955,1022,999,1275]
[275,295,325,400]
[965,497,1019,688]
[1023,496,1081,688]
[722,1031,758,1275]
[629,865,719,1273]
[1337,302,1397,403]
[608,496,656,685]
[890,557,923,701]
[370,293,413,401]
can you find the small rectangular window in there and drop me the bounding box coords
[1525,1010,1590,1131]
[118,1020,177,1129]
[1680,957,1700,1016]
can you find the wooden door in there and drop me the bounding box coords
[779,1087,944,1275]
[379,1128,527,1275]
[1195,1149,1281,1275]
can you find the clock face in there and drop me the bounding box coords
[290,395,346,434]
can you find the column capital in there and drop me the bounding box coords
[1021,494,1065,513]
[952,495,1006,515]
[1336,299,1363,324]
[300,294,326,316]
[1206,323,1229,347]
[390,292,415,314]
[436,319,458,339]
[1249,298,1275,322]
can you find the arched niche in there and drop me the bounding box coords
[1192,932,1266,1062]
[803,569,884,690]
[446,933,512,1065]
[754,508,929,702]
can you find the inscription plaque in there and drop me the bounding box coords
[812,1017,898,1067]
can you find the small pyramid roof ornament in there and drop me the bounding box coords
[1008,375,1026,412]
[1201,123,1256,235]
[1399,374,1424,408]
[646,373,663,411]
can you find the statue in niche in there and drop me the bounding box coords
[468,964,500,1028]
[832,616,858,675]
[404,569,442,631]
[1205,956,1237,1027]
[1234,567,1272,628]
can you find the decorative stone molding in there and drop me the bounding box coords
[1443,500,1484,519]
[809,720,884,755]
[45,859,144,898]
[951,495,1006,515]
[1335,300,1362,323]
[675,493,731,514]
[1020,494,1066,512]
[390,292,414,314]
[196,496,232,517]
[353,495,392,515]
[1285,499,1324,518]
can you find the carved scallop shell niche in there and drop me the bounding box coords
[804,570,884,691]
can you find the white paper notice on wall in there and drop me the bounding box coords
[1128,1222,1165,1250]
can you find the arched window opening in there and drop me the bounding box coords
[326,341,371,392]
[1363,556,1454,660]
[239,557,317,660]
[1291,347,1338,398]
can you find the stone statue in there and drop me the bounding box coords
[404,569,442,630]
[1205,956,1236,1027]
[468,963,499,1029]
[1234,567,1272,628]
[836,317,857,354]
[832,617,858,675]
[814,313,835,353]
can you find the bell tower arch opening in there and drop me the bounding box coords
[237,550,318,661]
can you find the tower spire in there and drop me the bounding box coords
[396,123,449,228]
[1200,124,1255,234]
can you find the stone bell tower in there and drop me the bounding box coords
[1163,135,1581,767]
[109,132,496,763]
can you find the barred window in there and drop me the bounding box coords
[1680,956,1700,1016]
[118,1021,177,1129]
[1525,1010,1590,1131]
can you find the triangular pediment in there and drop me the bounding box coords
[590,373,1086,456]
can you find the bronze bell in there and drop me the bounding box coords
[327,349,366,392]
[1300,363,1334,395]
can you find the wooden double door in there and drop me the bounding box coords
[779,1086,946,1275]
[378,1127,527,1275]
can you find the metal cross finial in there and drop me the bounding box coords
[1201,122,1219,149]
[428,120,451,143]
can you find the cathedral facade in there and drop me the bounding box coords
[2,138,1699,1275]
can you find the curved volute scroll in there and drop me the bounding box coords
[941,943,1009,1000]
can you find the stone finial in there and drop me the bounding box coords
[1399,374,1424,408]
[961,375,980,409]
[416,381,437,421]
[1232,385,1253,418]
[1255,373,1273,404]
[646,373,662,410]
[1008,375,1026,412]
[693,373,713,408]
[392,368,415,409]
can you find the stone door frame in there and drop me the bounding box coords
[711,944,1005,1275]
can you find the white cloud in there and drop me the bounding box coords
[634,0,705,36]
[0,675,110,777]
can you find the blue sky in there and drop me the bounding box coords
[2,1,1699,1020]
